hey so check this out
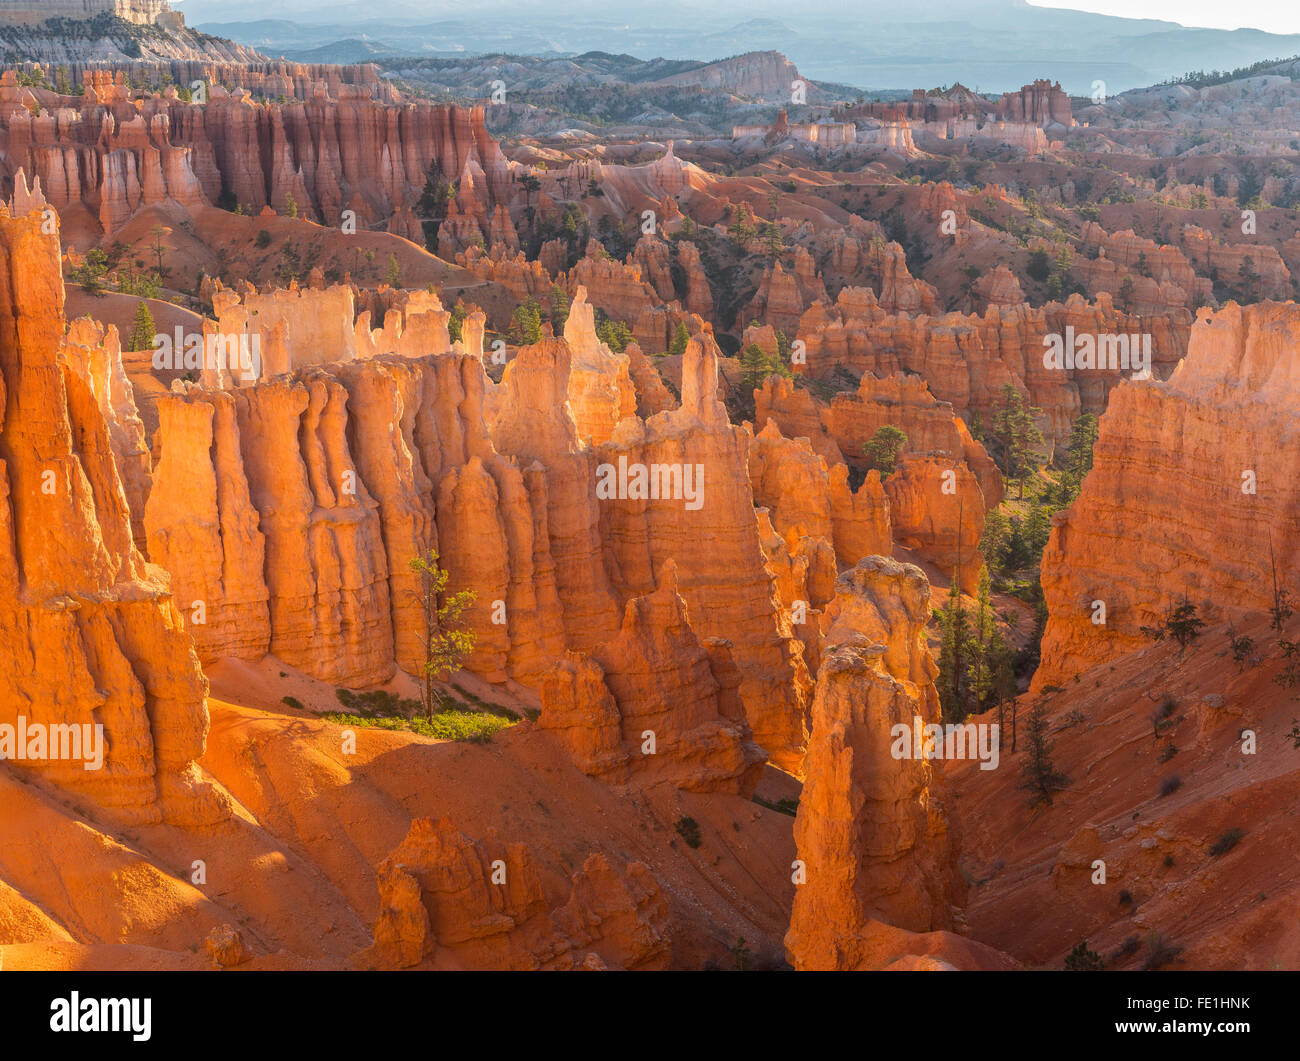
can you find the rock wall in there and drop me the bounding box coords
[146,329,813,772]
[540,561,765,794]
[884,454,986,595]
[0,72,506,237]
[829,371,1003,506]
[362,816,671,970]
[786,557,964,969]
[0,179,215,827]
[794,289,1191,443]
[1036,300,1300,686]
[591,338,813,772]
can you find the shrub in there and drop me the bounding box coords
[324,709,512,743]
[1209,827,1245,857]
[1159,774,1182,797]
[1112,935,1141,963]
[1227,627,1254,671]
[336,687,419,716]
[754,795,798,817]
[675,816,702,849]
[255,230,272,249]
[281,696,304,710]
[729,937,755,971]
[1143,931,1183,970]
[1064,940,1105,970]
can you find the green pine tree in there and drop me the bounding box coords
[127,300,156,352]
[863,425,907,476]
[739,343,771,392]
[549,284,570,333]
[447,303,467,344]
[938,576,974,724]
[1058,413,1099,503]
[991,383,1045,499]
[407,549,477,721]
[508,297,543,345]
[1019,700,1068,806]
[668,320,691,357]
[970,567,995,709]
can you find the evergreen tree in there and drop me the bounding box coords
[970,567,995,709]
[407,549,477,721]
[979,507,1010,578]
[938,576,974,724]
[774,329,793,363]
[938,496,978,723]
[1046,243,1074,298]
[1164,598,1206,650]
[762,221,782,257]
[127,300,156,352]
[447,303,467,344]
[1023,502,1053,557]
[549,284,570,334]
[1238,256,1260,301]
[728,203,757,245]
[1117,274,1136,312]
[668,320,691,357]
[1019,700,1068,806]
[739,343,772,392]
[418,161,454,218]
[1058,413,1099,502]
[992,636,1017,745]
[1026,248,1051,283]
[862,425,907,476]
[507,297,543,345]
[991,383,1045,499]
[595,317,633,352]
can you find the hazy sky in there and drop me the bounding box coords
[1030,0,1300,33]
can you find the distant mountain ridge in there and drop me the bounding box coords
[191,1,1300,95]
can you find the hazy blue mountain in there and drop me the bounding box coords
[183,0,1300,94]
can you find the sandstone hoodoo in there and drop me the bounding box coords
[0,9,1293,998]
[0,178,214,828]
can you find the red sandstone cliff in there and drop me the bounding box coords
[1037,300,1300,687]
[786,557,977,969]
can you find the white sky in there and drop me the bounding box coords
[1029,0,1300,33]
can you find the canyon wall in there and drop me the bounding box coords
[363,816,671,971]
[786,557,964,969]
[793,289,1190,443]
[0,179,216,827]
[146,326,813,772]
[0,72,507,238]
[1037,301,1300,686]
